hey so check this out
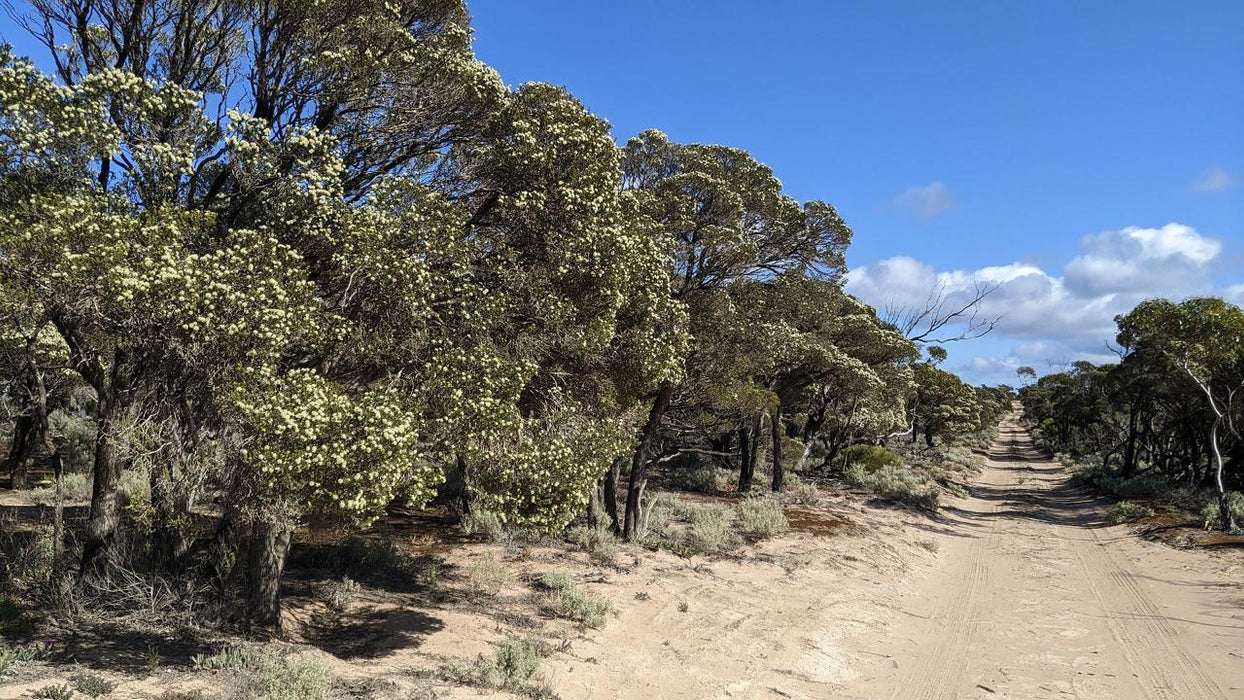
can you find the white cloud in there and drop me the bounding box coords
[1063,223,1220,298]
[846,222,1238,382]
[1226,283,1244,306]
[894,181,954,222]
[1191,166,1234,193]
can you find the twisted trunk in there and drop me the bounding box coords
[624,383,673,541]
[247,521,293,634]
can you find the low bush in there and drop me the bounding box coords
[687,503,740,553]
[672,464,723,494]
[465,553,513,597]
[325,576,360,612]
[735,497,787,538]
[840,444,903,472]
[196,646,332,700]
[28,473,92,505]
[26,684,74,700]
[461,509,506,542]
[1108,500,1155,524]
[780,473,820,506]
[71,671,117,698]
[440,637,547,692]
[535,571,612,628]
[1200,492,1244,531]
[567,525,619,568]
[0,641,54,676]
[844,463,938,509]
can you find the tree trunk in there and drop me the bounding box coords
[1209,418,1238,531]
[247,521,293,634]
[1121,406,1139,479]
[771,404,784,492]
[80,388,125,575]
[624,383,673,541]
[603,456,622,534]
[150,465,192,571]
[737,425,753,492]
[8,415,36,490]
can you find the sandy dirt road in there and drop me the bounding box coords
[543,410,1243,699]
[847,411,1244,700]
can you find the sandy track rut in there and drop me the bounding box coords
[874,413,1238,700]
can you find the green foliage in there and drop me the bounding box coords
[673,464,724,494]
[0,641,54,676]
[441,637,547,692]
[195,646,331,700]
[687,503,741,554]
[1201,493,1244,531]
[535,572,613,628]
[26,685,74,700]
[567,525,620,568]
[461,510,506,542]
[840,444,902,472]
[1108,501,1155,524]
[844,463,939,509]
[735,497,788,538]
[464,553,514,597]
[28,473,92,504]
[71,672,117,698]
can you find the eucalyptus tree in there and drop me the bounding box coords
[617,130,851,538]
[1117,297,1244,530]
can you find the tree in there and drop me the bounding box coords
[1117,297,1244,531]
[617,130,851,538]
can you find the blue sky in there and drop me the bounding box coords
[3,1,1241,385]
[464,0,1244,384]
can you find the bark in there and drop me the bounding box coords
[1121,406,1139,479]
[150,465,192,570]
[80,388,125,575]
[247,521,293,634]
[771,404,784,492]
[586,480,602,529]
[1209,418,1238,531]
[624,383,673,541]
[28,356,63,573]
[7,415,36,490]
[738,413,763,492]
[603,456,622,534]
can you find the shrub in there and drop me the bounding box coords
[1201,492,1244,531]
[465,553,513,597]
[1108,501,1155,524]
[441,637,546,691]
[0,525,54,589]
[197,646,332,700]
[117,469,150,509]
[673,464,722,494]
[72,671,117,698]
[840,444,902,472]
[735,497,787,538]
[781,474,820,506]
[29,473,92,504]
[687,503,739,553]
[844,463,939,509]
[325,576,360,612]
[535,571,612,628]
[567,525,618,567]
[48,413,96,473]
[461,509,506,542]
[492,639,542,685]
[26,685,74,700]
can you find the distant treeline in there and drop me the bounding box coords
[1019,297,1244,530]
